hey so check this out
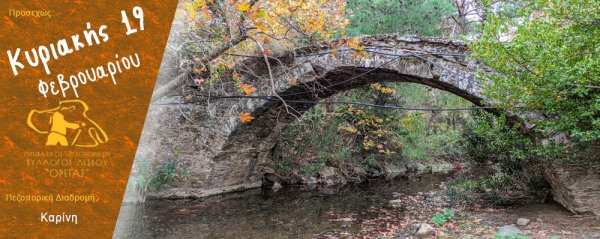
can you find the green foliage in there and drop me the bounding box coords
[472,0,600,144]
[455,110,551,204]
[431,208,455,226]
[461,110,536,173]
[126,155,190,202]
[149,160,176,189]
[345,0,455,36]
[393,83,467,161]
[446,177,477,203]
[335,102,400,156]
[493,233,530,239]
[274,81,471,181]
[274,0,474,180]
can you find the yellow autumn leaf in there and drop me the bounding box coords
[237,3,250,11]
[256,23,268,31]
[185,4,198,19]
[347,38,359,47]
[239,112,255,123]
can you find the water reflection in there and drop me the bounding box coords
[113,174,448,239]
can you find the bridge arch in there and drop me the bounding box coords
[141,35,533,198]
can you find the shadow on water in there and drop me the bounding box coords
[113,174,450,239]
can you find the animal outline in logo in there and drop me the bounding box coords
[27,100,108,147]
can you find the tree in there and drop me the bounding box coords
[272,0,474,175]
[151,0,350,103]
[472,0,600,144]
[345,0,455,37]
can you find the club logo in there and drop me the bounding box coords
[27,100,108,147]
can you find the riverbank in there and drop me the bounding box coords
[114,172,599,238]
[316,187,600,238]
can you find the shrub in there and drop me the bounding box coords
[431,208,454,227]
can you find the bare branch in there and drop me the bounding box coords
[151,35,249,103]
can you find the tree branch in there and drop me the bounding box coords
[150,35,248,103]
[150,0,259,103]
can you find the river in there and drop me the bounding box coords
[113,174,449,238]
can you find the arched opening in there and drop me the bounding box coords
[210,66,492,187]
[138,36,535,199]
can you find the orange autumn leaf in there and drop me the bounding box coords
[290,77,297,86]
[246,11,258,20]
[238,83,257,95]
[330,49,337,56]
[239,112,255,123]
[263,48,272,55]
[201,6,213,19]
[221,34,231,41]
[232,72,241,79]
[263,37,271,44]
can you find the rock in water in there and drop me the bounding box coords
[431,162,453,173]
[319,167,337,180]
[516,218,530,226]
[496,225,522,236]
[272,182,283,192]
[324,179,335,186]
[416,223,435,238]
[385,165,407,180]
[307,177,318,185]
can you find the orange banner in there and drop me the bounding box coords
[0,1,178,238]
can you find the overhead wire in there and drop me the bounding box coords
[156,48,496,111]
[225,48,481,97]
[154,93,504,111]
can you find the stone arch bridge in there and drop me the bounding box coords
[138,35,536,199]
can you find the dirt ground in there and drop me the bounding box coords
[315,188,600,239]
[455,200,600,239]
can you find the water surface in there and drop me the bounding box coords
[113,175,448,239]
